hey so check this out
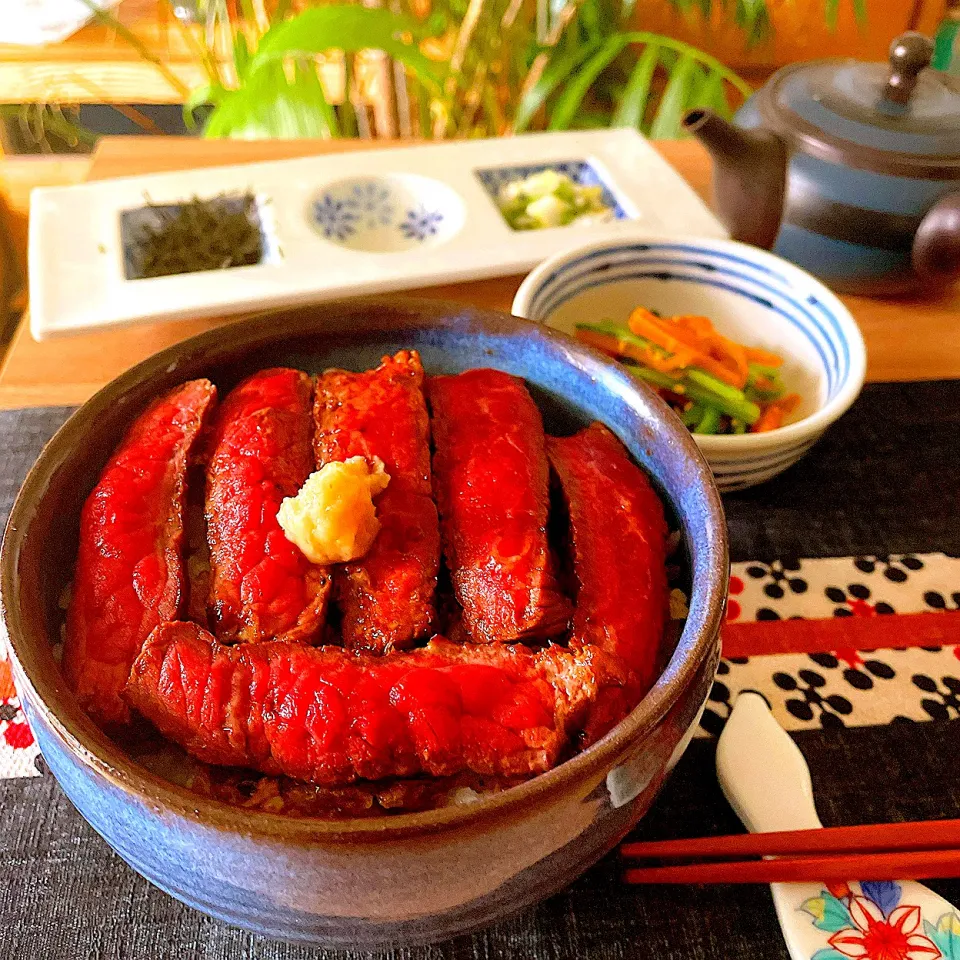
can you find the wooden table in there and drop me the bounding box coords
[1,136,959,409]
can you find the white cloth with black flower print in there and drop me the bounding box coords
[703,553,960,738]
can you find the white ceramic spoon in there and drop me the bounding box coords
[716,692,960,960]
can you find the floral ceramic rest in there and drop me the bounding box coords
[717,693,960,960]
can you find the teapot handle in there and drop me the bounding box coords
[913,192,960,286]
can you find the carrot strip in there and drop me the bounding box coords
[745,346,784,367]
[780,393,801,415]
[574,328,625,358]
[752,407,783,433]
[627,311,742,387]
[575,327,688,377]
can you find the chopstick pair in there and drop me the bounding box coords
[621,818,960,884]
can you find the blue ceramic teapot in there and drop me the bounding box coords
[685,33,960,295]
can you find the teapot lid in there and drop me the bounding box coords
[756,32,960,177]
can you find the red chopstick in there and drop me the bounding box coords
[621,818,960,861]
[623,848,960,885]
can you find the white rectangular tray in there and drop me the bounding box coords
[28,129,726,340]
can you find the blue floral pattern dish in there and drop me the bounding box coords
[309,174,461,253]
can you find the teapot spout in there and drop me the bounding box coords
[683,109,788,250]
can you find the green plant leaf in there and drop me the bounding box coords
[182,83,220,130]
[685,61,709,106]
[734,0,773,46]
[512,40,602,132]
[250,6,443,93]
[232,32,251,81]
[548,34,631,129]
[688,65,730,118]
[579,0,603,43]
[203,61,340,139]
[649,51,695,138]
[621,31,752,98]
[825,0,839,30]
[612,43,660,128]
[851,0,868,27]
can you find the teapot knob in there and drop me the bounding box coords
[883,31,934,106]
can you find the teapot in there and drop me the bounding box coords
[684,32,960,295]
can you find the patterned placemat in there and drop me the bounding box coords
[1,381,959,959]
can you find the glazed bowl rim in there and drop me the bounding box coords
[512,234,868,453]
[1,296,728,841]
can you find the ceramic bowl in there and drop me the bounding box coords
[513,237,867,491]
[1,298,727,948]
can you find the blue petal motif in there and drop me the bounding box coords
[812,950,849,960]
[312,195,359,242]
[399,207,444,242]
[860,880,902,917]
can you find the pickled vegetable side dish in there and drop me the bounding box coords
[576,308,801,436]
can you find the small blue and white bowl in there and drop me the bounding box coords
[514,237,867,491]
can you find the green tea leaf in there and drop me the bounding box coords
[548,34,631,129]
[612,43,659,128]
[649,51,695,139]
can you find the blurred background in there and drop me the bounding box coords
[0,0,950,153]
[0,0,955,343]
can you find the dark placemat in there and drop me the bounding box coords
[1,384,959,959]
[725,379,960,562]
[2,719,958,960]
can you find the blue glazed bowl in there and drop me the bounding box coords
[0,298,727,948]
[514,237,867,491]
